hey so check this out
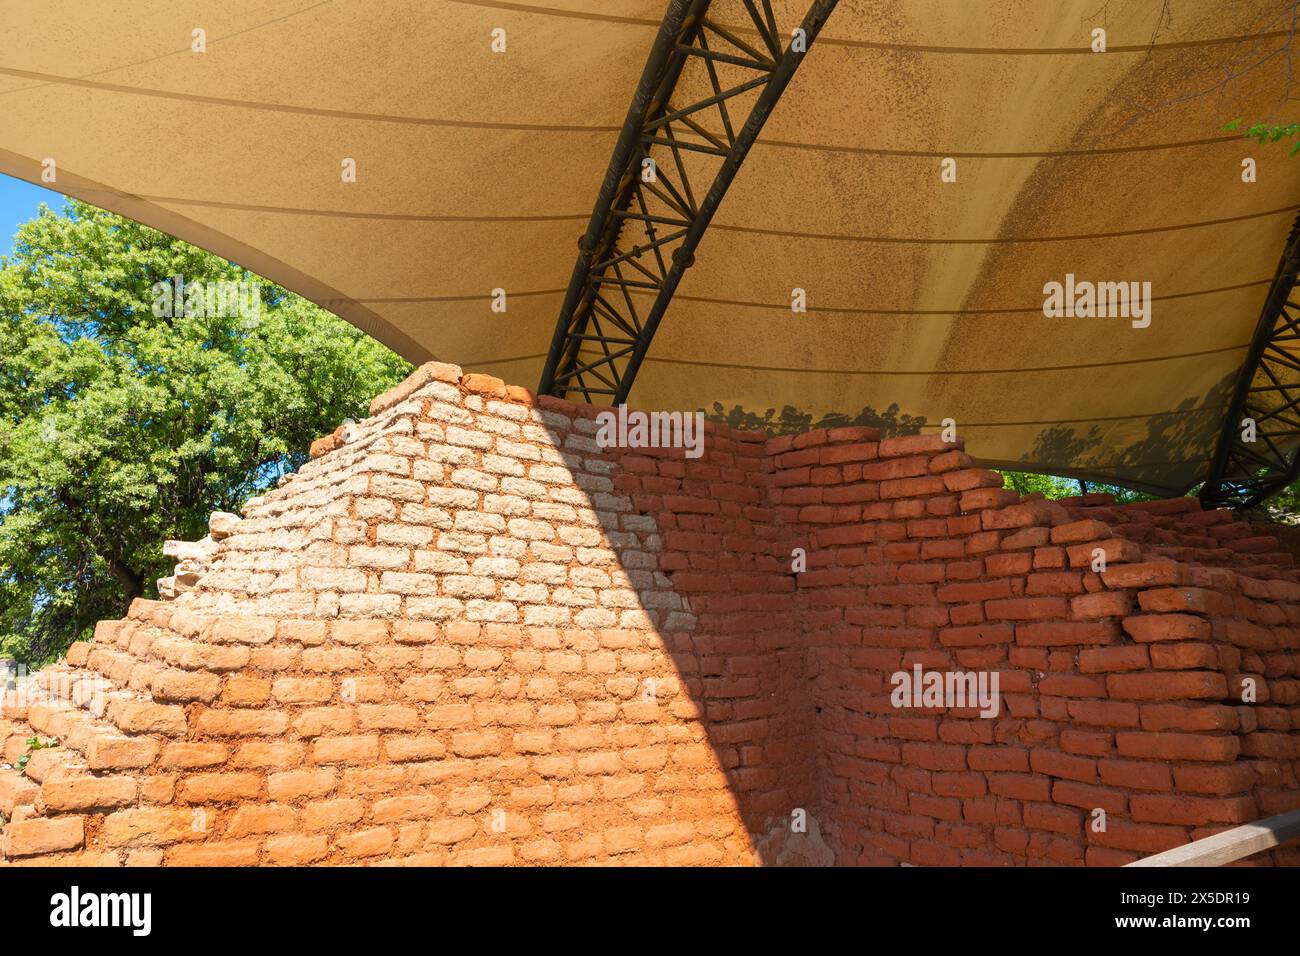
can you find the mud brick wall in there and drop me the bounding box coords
[795,453,1300,866]
[1,361,1297,866]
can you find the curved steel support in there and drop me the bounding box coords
[538,0,839,404]
[1200,213,1300,510]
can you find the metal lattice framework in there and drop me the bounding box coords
[537,0,839,404]
[1200,213,1300,510]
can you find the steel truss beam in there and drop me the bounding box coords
[537,0,839,404]
[1200,213,1300,510]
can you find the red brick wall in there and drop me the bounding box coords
[2,361,1297,866]
[788,439,1300,865]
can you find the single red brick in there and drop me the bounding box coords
[1066,699,1141,728]
[1051,780,1126,814]
[1149,643,1219,670]
[1137,587,1226,615]
[986,597,1069,622]
[985,553,1032,576]
[988,773,1051,801]
[1172,763,1256,795]
[1130,794,1257,826]
[1098,759,1173,791]
[1100,563,1184,588]
[1059,730,1112,758]
[938,624,1013,647]
[1016,621,1119,646]
[1038,674,1106,698]
[937,580,1012,603]
[1024,801,1083,834]
[1122,614,1210,642]
[1029,749,1097,783]
[900,743,967,772]
[1115,731,1240,762]
[1106,671,1227,701]
[968,746,1029,772]
[1078,645,1149,673]
[1026,571,1084,595]
[1050,520,1112,544]
[1088,820,1188,853]
[1138,703,1238,733]
[1070,590,1133,620]
[1066,539,1142,568]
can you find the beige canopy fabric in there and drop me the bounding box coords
[3,0,1298,494]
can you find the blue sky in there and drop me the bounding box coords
[0,172,67,255]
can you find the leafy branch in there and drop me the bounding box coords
[1223,118,1300,157]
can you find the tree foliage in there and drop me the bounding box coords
[1222,118,1300,156]
[0,200,411,666]
[997,471,1156,504]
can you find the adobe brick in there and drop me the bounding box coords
[266,834,329,865]
[1066,699,1140,728]
[1115,731,1241,762]
[1138,703,1238,733]
[820,443,879,464]
[985,597,1068,622]
[1130,794,1257,826]
[103,808,203,847]
[1089,820,1188,853]
[881,476,947,499]
[1025,571,1083,595]
[982,502,1055,530]
[86,735,160,770]
[1049,519,1112,544]
[1149,642,1220,670]
[1001,527,1050,550]
[1024,801,1083,835]
[988,773,1050,801]
[1038,674,1105,698]
[942,469,1002,492]
[861,456,930,481]
[1078,645,1149,673]
[1015,621,1118,646]
[1032,546,1065,569]
[985,553,1032,576]
[226,804,299,837]
[1137,587,1226,615]
[179,773,262,803]
[937,580,1011,603]
[900,743,966,772]
[1106,671,1227,701]
[1066,539,1141,568]
[1070,590,1133,620]
[1172,763,1256,795]
[1058,729,1111,758]
[1029,749,1097,783]
[929,449,972,472]
[1122,613,1210,643]
[267,769,336,802]
[1051,780,1125,814]
[879,434,955,458]
[938,623,1012,647]
[1100,562,1184,588]
[961,488,1019,511]
[3,816,85,857]
[1098,759,1172,791]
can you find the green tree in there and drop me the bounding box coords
[997,471,1157,504]
[0,200,412,666]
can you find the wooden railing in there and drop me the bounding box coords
[1125,808,1300,867]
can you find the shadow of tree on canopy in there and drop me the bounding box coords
[704,402,927,438]
[1018,370,1237,495]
